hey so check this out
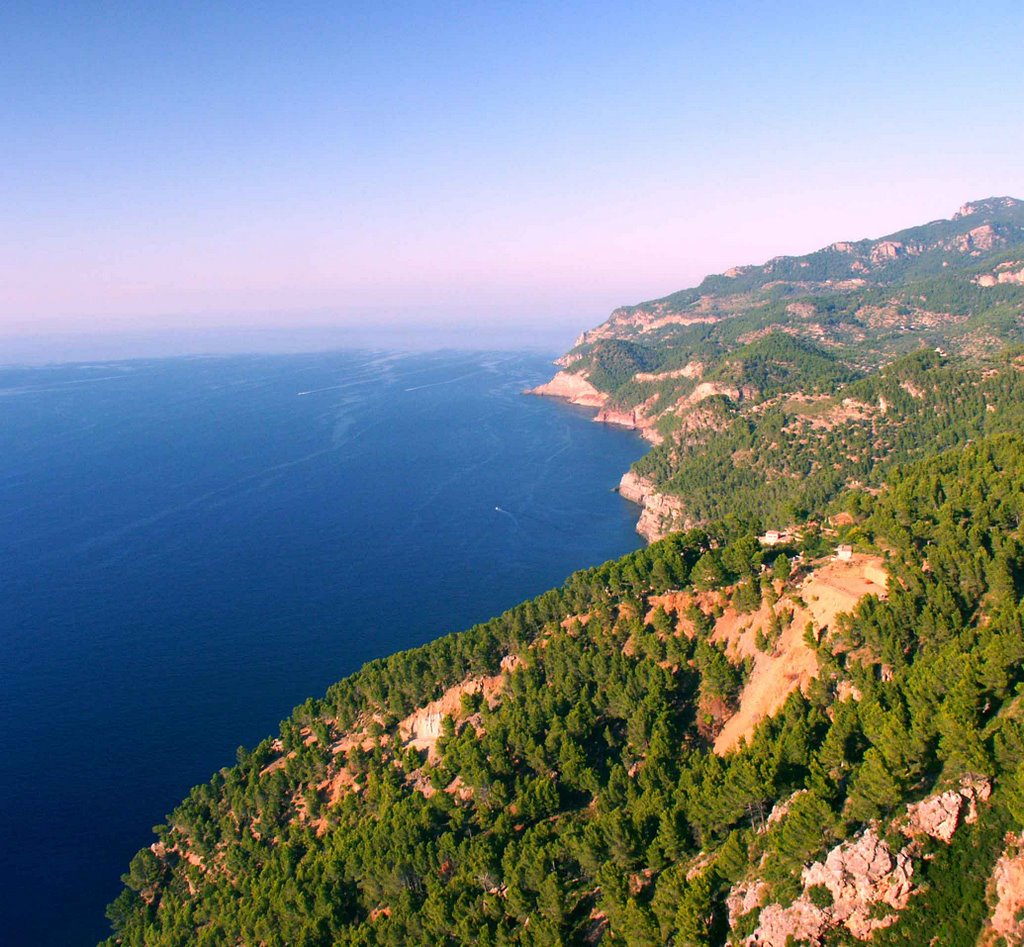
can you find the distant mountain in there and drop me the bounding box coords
[532,199,1024,540]
[572,196,1024,357]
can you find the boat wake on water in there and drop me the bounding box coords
[494,506,521,528]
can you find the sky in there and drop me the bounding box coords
[2,1,1023,357]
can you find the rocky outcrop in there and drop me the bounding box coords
[530,369,669,446]
[397,671,510,763]
[904,791,962,843]
[594,406,643,428]
[986,832,1024,945]
[574,306,721,346]
[594,396,663,444]
[632,362,704,383]
[527,370,608,407]
[749,778,992,945]
[804,829,914,936]
[682,380,746,407]
[954,223,1001,253]
[752,898,829,946]
[955,196,1022,219]
[727,879,768,927]
[870,241,910,264]
[749,829,914,945]
[766,790,809,829]
[618,471,689,542]
[976,261,1024,287]
[902,775,990,842]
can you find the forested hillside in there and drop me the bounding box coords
[106,434,1024,945]
[532,198,1024,541]
[629,347,1024,530]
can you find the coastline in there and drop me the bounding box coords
[5,350,649,947]
[526,373,684,543]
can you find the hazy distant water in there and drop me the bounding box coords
[0,349,646,946]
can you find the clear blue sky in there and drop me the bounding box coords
[2,2,1022,351]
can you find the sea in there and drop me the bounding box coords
[0,349,646,946]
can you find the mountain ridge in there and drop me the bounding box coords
[533,198,1024,542]
[586,196,1024,342]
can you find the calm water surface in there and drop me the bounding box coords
[0,349,646,945]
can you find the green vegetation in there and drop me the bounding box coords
[105,435,1024,945]
[568,199,1024,437]
[633,349,1024,527]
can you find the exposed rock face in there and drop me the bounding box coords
[766,790,809,829]
[803,829,914,932]
[752,898,829,946]
[397,672,508,763]
[749,777,992,945]
[712,600,821,755]
[594,396,662,444]
[618,471,689,542]
[976,261,1024,287]
[870,241,910,264]
[632,362,704,383]
[749,830,913,945]
[683,380,746,406]
[904,790,963,843]
[574,307,720,346]
[954,223,1001,253]
[594,406,643,428]
[727,879,768,926]
[526,371,607,407]
[902,774,991,842]
[616,470,655,507]
[786,301,818,319]
[712,554,887,755]
[836,679,863,702]
[955,196,1022,219]
[530,372,666,444]
[987,832,1024,945]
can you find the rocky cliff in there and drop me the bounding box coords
[526,370,607,407]
[744,777,992,946]
[530,197,1024,543]
[617,470,689,542]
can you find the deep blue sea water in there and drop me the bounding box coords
[0,349,646,946]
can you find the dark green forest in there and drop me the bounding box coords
[106,434,1024,945]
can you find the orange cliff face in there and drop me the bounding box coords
[618,471,689,542]
[594,396,663,444]
[525,370,607,408]
[529,371,664,441]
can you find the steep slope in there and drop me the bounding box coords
[104,203,1024,945]
[105,435,1024,946]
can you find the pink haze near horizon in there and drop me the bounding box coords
[1,3,1022,354]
